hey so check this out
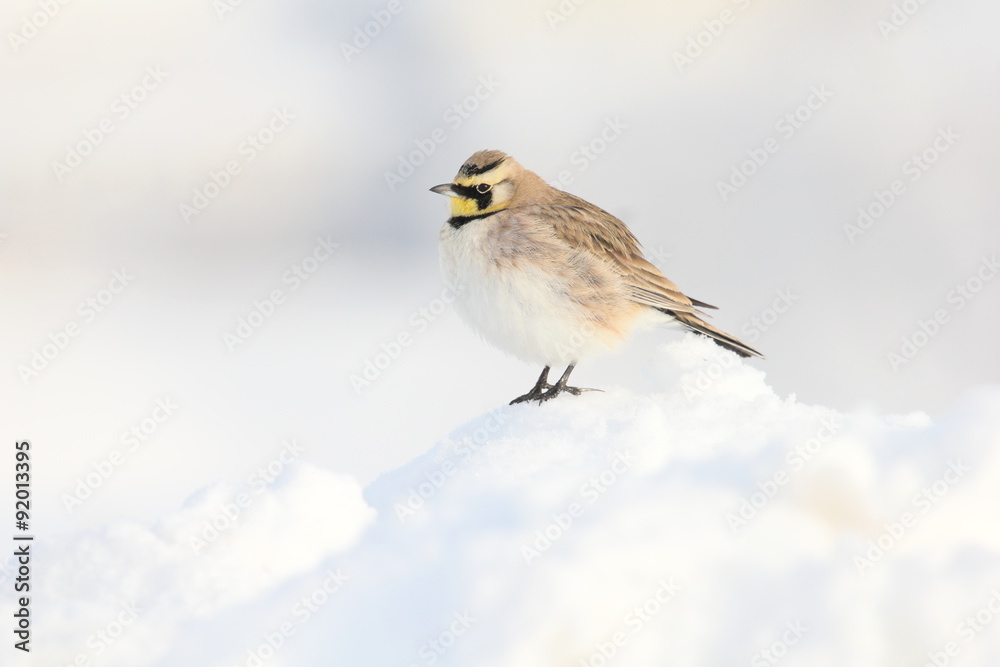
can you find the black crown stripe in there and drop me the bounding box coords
[460,156,505,176]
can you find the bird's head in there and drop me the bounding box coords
[430,150,519,220]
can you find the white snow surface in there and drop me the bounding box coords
[7,336,1000,666]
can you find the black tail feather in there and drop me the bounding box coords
[657,308,765,359]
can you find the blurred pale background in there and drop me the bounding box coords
[2,0,998,532]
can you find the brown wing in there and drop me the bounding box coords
[519,194,709,317]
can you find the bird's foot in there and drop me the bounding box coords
[509,364,602,405]
[510,366,553,405]
[509,383,554,405]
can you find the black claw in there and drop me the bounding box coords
[509,385,551,405]
[510,366,552,405]
[509,364,602,405]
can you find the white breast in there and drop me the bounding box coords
[439,216,620,367]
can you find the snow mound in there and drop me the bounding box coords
[327,336,1000,667]
[15,336,1000,666]
[15,464,374,667]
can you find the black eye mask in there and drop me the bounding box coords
[451,183,494,210]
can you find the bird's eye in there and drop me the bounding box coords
[476,183,492,194]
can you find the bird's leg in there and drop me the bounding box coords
[535,364,602,403]
[509,366,552,405]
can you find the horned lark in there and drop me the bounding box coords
[432,149,763,405]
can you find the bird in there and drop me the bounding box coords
[431,149,763,405]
